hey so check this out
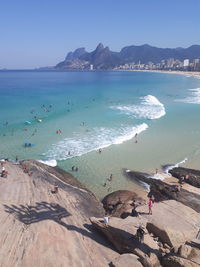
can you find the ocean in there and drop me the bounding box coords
[1,70,200,199]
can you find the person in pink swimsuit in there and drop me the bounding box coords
[148,199,153,215]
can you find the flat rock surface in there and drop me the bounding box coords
[0,161,118,267]
[137,200,200,247]
[90,216,160,267]
[110,254,143,267]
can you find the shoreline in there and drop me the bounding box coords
[130,69,200,79]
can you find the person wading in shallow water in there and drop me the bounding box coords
[108,174,113,181]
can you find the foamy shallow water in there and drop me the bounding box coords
[111,95,166,119]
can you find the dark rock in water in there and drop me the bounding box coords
[169,167,200,188]
[102,190,145,218]
[125,170,200,213]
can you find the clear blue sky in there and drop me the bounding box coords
[0,0,200,69]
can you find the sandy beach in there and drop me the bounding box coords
[131,69,200,79]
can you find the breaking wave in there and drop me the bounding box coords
[161,158,188,174]
[38,159,57,167]
[176,88,200,104]
[111,95,166,120]
[145,158,188,180]
[43,123,148,160]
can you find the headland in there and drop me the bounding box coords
[0,159,199,267]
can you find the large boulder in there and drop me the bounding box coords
[178,243,200,265]
[136,200,200,248]
[162,255,198,267]
[110,254,143,267]
[169,167,200,188]
[102,190,145,218]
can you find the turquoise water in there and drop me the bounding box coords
[1,70,200,198]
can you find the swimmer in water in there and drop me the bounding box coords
[108,174,113,181]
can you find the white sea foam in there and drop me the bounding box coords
[111,95,166,120]
[162,158,188,174]
[125,169,150,192]
[176,88,200,104]
[146,158,187,180]
[38,159,57,167]
[43,123,148,160]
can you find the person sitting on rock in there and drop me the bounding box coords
[131,199,139,217]
[1,169,8,178]
[51,184,58,194]
[179,176,185,186]
[23,167,29,174]
[136,226,145,243]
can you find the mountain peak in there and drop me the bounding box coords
[65,47,86,61]
[95,43,104,52]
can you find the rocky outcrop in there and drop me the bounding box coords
[178,242,200,265]
[125,170,200,213]
[169,167,200,188]
[21,160,104,218]
[2,160,200,267]
[90,199,200,266]
[102,190,145,218]
[162,255,198,267]
[0,161,118,267]
[110,254,143,267]
[136,200,200,248]
[90,216,161,267]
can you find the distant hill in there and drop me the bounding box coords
[56,43,200,70]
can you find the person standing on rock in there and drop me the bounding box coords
[148,198,153,215]
[136,226,145,243]
[131,200,139,217]
[103,213,110,224]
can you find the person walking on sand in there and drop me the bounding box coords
[148,198,153,215]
